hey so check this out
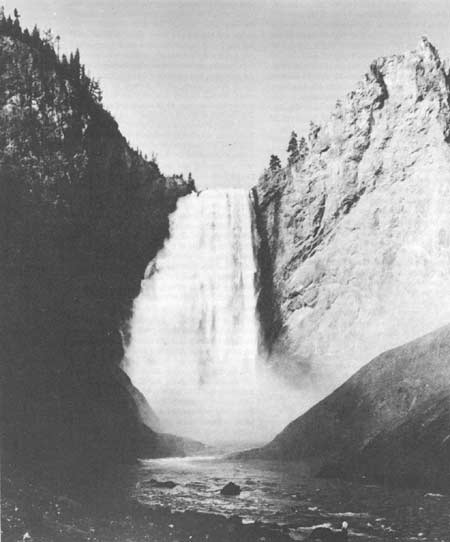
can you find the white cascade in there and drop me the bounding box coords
[123,189,300,446]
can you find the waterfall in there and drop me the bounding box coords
[123,189,300,446]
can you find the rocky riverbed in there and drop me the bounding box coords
[1,468,292,542]
[3,456,450,542]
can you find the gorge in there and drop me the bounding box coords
[3,8,450,542]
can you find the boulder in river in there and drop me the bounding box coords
[220,482,241,496]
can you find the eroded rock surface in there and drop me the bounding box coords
[255,38,450,399]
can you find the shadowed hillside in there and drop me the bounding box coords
[0,13,194,485]
[238,325,450,491]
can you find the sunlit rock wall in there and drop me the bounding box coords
[255,38,450,397]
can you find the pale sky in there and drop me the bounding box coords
[4,1,450,189]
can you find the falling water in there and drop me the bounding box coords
[123,189,300,446]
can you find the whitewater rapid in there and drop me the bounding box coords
[123,189,300,445]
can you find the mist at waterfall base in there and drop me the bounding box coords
[123,189,302,447]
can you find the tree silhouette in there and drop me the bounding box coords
[298,136,309,161]
[269,154,281,171]
[11,8,21,37]
[287,131,299,164]
[0,8,6,32]
[31,25,40,47]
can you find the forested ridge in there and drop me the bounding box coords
[0,7,194,485]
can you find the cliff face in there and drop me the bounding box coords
[0,32,193,482]
[255,38,450,397]
[239,325,450,491]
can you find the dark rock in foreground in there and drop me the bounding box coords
[220,482,241,496]
[237,325,450,491]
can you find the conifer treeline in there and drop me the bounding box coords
[0,6,164,165]
[268,126,315,173]
[0,6,103,106]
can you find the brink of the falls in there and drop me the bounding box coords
[123,189,301,446]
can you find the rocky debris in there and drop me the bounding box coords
[254,38,450,401]
[220,482,241,496]
[238,325,450,491]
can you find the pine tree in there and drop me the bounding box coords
[12,8,21,38]
[287,131,299,164]
[298,137,308,161]
[12,18,20,37]
[269,154,281,171]
[4,14,12,35]
[72,49,81,81]
[31,25,40,47]
[0,7,6,32]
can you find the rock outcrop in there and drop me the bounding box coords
[254,38,450,400]
[0,26,194,483]
[238,325,450,491]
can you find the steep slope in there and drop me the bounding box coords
[0,26,193,484]
[254,38,450,398]
[239,325,450,491]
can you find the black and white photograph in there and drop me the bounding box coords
[2,1,450,541]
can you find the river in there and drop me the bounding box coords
[127,455,450,541]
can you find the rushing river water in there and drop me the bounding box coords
[129,455,450,541]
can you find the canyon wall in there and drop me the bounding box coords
[0,31,193,483]
[255,38,450,399]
